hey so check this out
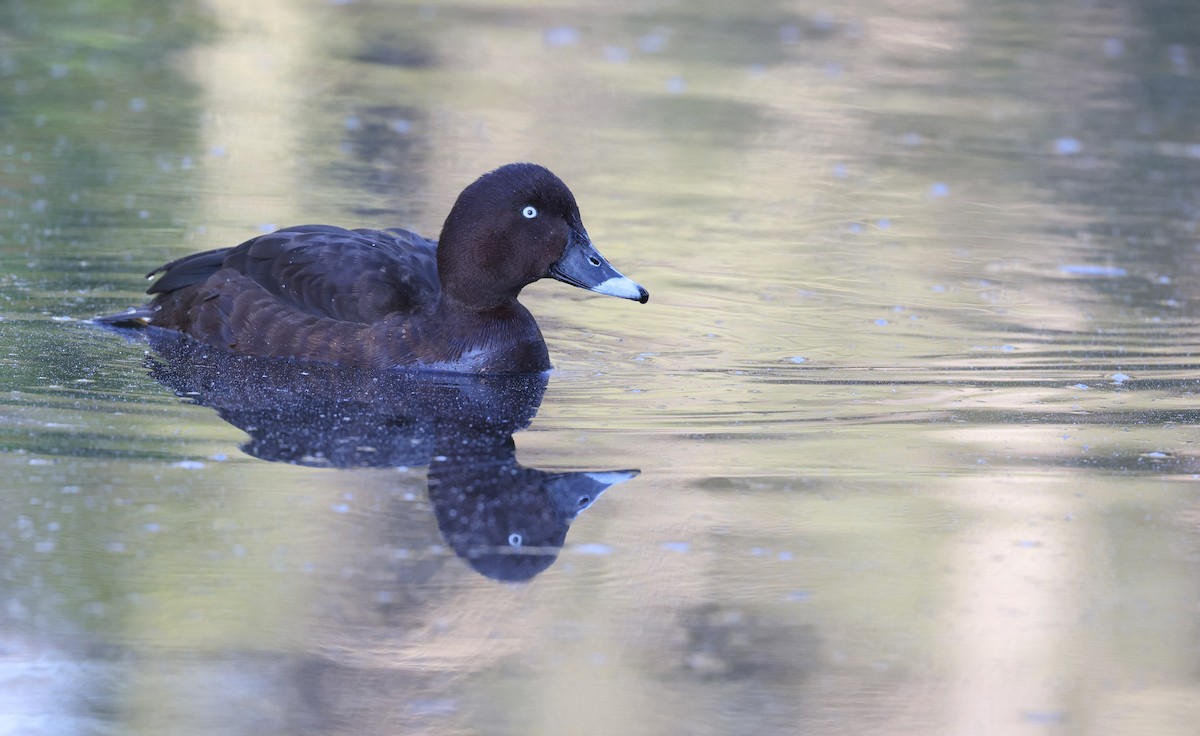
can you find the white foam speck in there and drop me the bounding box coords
[573,543,613,556]
[1054,137,1082,155]
[1060,264,1126,277]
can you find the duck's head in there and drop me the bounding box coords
[437,163,649,311]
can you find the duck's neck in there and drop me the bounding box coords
[427,294,550,373]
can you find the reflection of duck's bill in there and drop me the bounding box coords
[549,229,649,304]
[583,470,640,485]
[547,468,640,517]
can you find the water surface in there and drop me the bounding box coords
[3,0,1200,734]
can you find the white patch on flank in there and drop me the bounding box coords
[421,347,489,373]
[590,276,644,299]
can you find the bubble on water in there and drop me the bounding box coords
[873,318,889,326]
[788,356,807,364]
[928,182,950,198]
[1054,137,1082,155]
[343,115,361,131]
[574,543,613,556]
[390,118,411,134]
[1071,383,1090,391]
[639,32,668,54]
[543,26,580,47]
[1110,372,1131,385]
[1168,44,1189,73]
[666,76,687,94]
[129,98,146,113]
[661,541,690,553]
[1059,264,1126,277]
[174,460,205,470]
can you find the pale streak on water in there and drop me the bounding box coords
[1,0,1200,734]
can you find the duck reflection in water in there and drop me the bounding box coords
[141,330,637,582]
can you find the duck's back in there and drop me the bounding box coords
[148,225,441,366]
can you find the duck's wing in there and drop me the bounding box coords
[149,225,440,323]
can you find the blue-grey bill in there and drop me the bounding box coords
[550,230,649,304]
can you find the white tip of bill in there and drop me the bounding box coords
[590,275,649,303]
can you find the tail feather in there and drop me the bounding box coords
[92,307,153,329]
[146,247,231,295]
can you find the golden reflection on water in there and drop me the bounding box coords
[4,0,1200,734]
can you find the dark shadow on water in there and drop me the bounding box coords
[139,328,638,582]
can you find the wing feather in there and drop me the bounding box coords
[148,225,440,324]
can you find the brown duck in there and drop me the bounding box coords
[115,163,648,373]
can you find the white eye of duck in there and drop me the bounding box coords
[521,205,538,219]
